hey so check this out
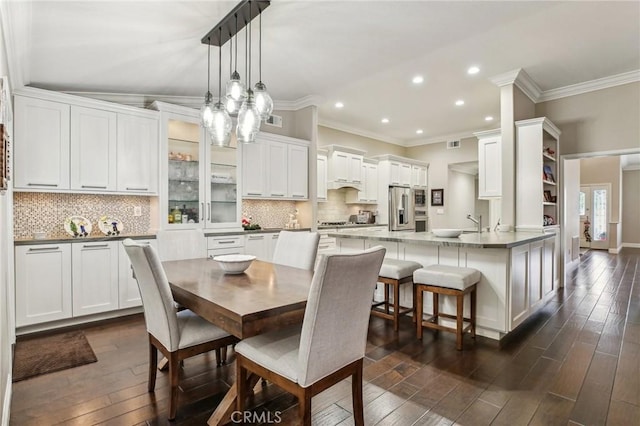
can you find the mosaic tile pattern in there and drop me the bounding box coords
[242,200,298,229]
[317,189,370,222]
[14,192,152,239]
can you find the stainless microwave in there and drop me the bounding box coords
[414,189,426,207]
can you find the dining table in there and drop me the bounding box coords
[162,257,314,425]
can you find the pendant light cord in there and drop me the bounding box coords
[258,8,262,83]
[218,29,222,101]
[234,14,238,73]
[244,18,248,85]
[248,2,252,87]
[206,37,211,94]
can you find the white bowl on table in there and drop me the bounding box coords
[432,229,463,238]
[212,254,256,274]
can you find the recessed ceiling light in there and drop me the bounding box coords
[455,100,465,106]
[467,66,480,75]
[412,75,424,84]
[485,116,494,121]
[416,129,423,134]
[381,118,390,124]
[334,102,344,108]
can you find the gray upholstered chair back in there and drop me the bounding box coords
[272,231,320,270]
[123,239,181,351]
[297,246,386,387]
[156,229,206,261]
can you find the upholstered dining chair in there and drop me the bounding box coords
[271,230,320,270]
[122,239,237,421]
[235,246,386,425]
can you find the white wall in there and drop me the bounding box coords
[563,159,581,267]
[447,170,478,229]
[622,169,640,245]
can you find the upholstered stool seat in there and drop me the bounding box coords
[372,258,422,331]
[413,265,480,350]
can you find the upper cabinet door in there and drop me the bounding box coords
[400,163,412,186]
[317,154,327,201]
[349,155,363,184]
[242,142,265,197]
[288,144,308,199]
[478,135,501,198]
[266,141,288,197]
[365,163,378,202]
[116,114,159,194]
[389,162,401,185]
[13,96,70,190]
[70,106,117,191]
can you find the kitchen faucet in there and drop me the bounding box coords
[466,214,482,233]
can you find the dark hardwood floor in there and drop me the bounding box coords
[10,248,640,425]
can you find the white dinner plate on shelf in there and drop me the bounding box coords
[64,216,92,237]
[98,216,124,236]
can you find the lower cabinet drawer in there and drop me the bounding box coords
[208,236,244,249]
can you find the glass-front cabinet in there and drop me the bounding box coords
[152,101,241,231]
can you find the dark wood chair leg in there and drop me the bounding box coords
[456,294,464,351]
[148,340,158,392]
[236,356,248,415]
[221,345,228,364]
[471,287,477,338]
[416,286,424,339]
[215,348,222,366]
[393,280,400,331]
[384,283,390,314]
[168,353,180,421]
[433,292,439,319]
[299,390,312,426]
[352,361,364,426]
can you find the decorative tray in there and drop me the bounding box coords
[98,216,123,236]
[64,216,92,238]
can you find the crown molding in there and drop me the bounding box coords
[404,130,475,147]
[622,164,640,171]
[490,68,542,103]
[318,119,405,146]
[273,95,323,111]
[538,69,640,102]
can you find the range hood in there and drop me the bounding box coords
[327,180,363,191]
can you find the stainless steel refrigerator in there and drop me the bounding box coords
[389,186,415,231]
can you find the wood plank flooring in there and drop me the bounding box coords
[10,248,640,425]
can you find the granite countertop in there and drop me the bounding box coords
[318,223,387,230]
[328,229,555,248]
[205,228,312,237]
[14,233,157,246]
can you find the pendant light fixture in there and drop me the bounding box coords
[200,37,215,130]
[236,7,261,144]
[209,28,232,146]
[225,13,246,115]
[253,8,273,121]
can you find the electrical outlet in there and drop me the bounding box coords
[437,209,444,215]
[133,206,142,217]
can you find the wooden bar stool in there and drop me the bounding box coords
[371,258,422,331]
[413,265,481,350]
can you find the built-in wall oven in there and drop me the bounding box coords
[414,189,427,232]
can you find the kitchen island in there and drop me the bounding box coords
[328,229,559,340]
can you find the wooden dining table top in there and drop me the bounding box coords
[162,258,314,339]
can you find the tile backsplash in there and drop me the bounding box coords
[14,192,152,239]
[317,189,372,223]
[242,200,298,229]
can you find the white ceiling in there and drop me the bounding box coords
[3,1,639,145]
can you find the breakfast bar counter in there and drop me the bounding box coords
[328,229,560,341]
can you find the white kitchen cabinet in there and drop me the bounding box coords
[317,154,328,202]
[241,133,309,200]
[152,101,241,231]
[346,159,378,204]
[400,163,411,187]
[515,118,561,231]
[529,240,544,310]
[118,239,156,308]
[288,144,309,199]
[244,234,270,261]
[15,244,72,327]
[70,105,117,192]
[388,161,411,186]
[208,235,245,258]
[72,241,119,317]
[510,243,529,330]
[13,95,70,190]
[411,165,428,188]
[116,113,159,194]
[326,145,366,190]
[475,129,501,199]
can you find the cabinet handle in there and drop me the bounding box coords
[353,180,361,183]
[217,240,237,244]
[271,193,285,197]
[248,236,264,240]
[27,183,58,187]
[336,179,347,182]
[247,192,262,196]
[201,203,205,221]
[126,187,149,191]
[81,185,107,189]
[318,244,331,249]
[207,203,211,221]
[83,244,109,249]
[292,194,305,198]
[28,246,60,251]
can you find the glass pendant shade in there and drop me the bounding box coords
[200,92,215,129]
[225,96,242,116]
[208,102,232,146]
[236,89,261,143]
[225,71,246,102]
[253,81,273,121]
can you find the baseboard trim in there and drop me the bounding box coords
[622,243,640,249]
[609,245,623,254]
[2,372,11,426]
